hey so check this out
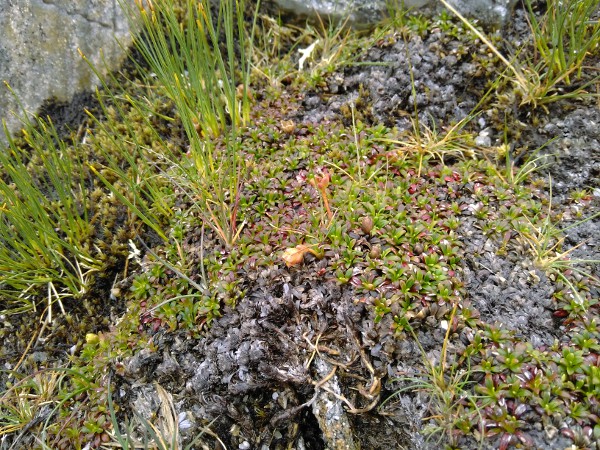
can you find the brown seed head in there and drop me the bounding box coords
[360,216,374,234]
[369,244,381,259]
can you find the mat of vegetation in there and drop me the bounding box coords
[1,0,599,449]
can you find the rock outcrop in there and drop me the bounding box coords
[0,0,131,145]
[269,0,517,29]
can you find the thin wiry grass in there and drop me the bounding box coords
[1,367,94,448]
[108,382,180,449]
[110,0,258,247]
[378,115,479,176]
[126,0,255,136]
[251,14,301,86]
[487,134,599,305]
[440,0,600,109]
[0,371,60,437]
[515,179,599,309]
[79,58,175,243]
[382,306,484,448]
[252,10,392,88]
[490,134,556,187]
[374,26,495,177]
[300,14,353,75]
[0,91,102,316]
[525,0,600,86]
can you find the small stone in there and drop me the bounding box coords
[32,352,48,363]
[544,425,558,440]
[475,133,492,147]
[110,287,121,300]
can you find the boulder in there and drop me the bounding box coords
[268,0,517,29]
[0,0,131,145]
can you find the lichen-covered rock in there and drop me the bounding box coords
[266,0,517,28]
[0,0,131,145]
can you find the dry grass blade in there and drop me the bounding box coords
[0,370,65,438]
[378,116,479,176]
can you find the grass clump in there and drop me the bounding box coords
[82,74,175,244]
[526,0,600,87]
[115,0,257,247]
[128,0,254,136]
[441,0,600,109]
[516,184,600,313]
[384,306,484,449]
[0,106,102,316]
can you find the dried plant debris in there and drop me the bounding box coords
[117,272,418,449]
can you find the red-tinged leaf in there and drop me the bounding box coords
[514,403,528,417]
[499,433,514,450]
[561,428,575,439]
[553,310,568,318]
[516,431,534,447]
[350,276,362,288]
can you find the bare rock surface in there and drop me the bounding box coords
[0,0,131,145]
[266,0,517,28]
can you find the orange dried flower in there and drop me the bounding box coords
[281,244,320,267]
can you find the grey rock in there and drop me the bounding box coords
[267,0,517,28]
[445,0,517,27]
[131,384,161,421]
[0,0,131,145]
